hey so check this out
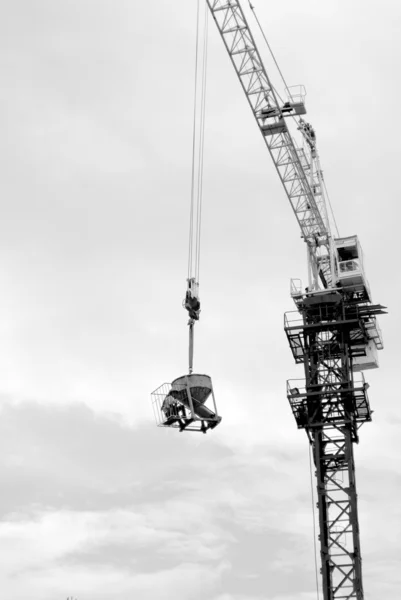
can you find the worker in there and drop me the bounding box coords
[297,404,308,426]
[161,394,179,420]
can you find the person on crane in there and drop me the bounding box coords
[161,393,186,420]
[299,118,316,150]
[161,394,179,419]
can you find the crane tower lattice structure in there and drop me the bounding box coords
[285,295,384,599]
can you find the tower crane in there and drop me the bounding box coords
[204,2,385,599]
[152,2,386,598]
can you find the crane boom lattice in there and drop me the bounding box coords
[206,0,332,289]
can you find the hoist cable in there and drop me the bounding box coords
[195,3,209,283]
[188,0,208,285]
[188,0,201,281]
[309,442,321,600]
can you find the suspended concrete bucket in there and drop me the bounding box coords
[151,373,221,433]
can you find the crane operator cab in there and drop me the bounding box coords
[334,235,372,302]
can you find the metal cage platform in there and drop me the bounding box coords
[151,373,221,433]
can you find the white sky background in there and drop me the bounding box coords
[0,1,400,599]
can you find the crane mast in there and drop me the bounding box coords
[206,2,386,599]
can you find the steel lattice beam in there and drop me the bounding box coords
[206,0,332,287]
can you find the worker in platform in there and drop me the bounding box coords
[161,394,178,419]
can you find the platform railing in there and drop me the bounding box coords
[284,310,304,330]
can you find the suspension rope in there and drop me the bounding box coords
[187,0,208,285]
[195,3,209,283]
[309,442,321,600]
[187,0,201,281]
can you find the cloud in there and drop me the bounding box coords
[0,396,400,598]
[0,400,313,598]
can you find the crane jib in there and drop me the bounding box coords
[206,0,330,246]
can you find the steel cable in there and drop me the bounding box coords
[188,0,208,285]
[188,0,201,281]
[195,3,209,283]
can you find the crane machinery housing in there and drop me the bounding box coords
[152,2,386,599]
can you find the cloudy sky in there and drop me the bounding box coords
[0,1,400,599]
